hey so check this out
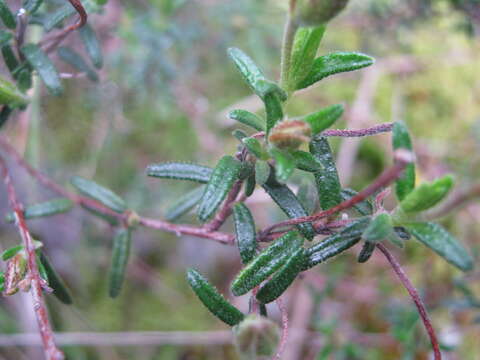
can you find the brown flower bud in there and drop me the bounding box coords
[268,120,311,150]
[233,314,280,359]
[293,0,350,27]
[3,254,27,296]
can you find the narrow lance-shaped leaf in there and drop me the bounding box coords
[1,44,18,73]
[340,189,373,216]
[0,30,12,46]
[109,228,132,298]
[43,3,76,31]
[256,248,305,304]
[231,231,303,296]
[233,129,248,142]
[264,92,283,136]
[392,121,415,201]
[79,24,103,69]
[357,242,376,263]
[291,150,322,173]
[297,52,375,90]
[399,175,454,214]
[262,171,315,240]
[23,0,44,14]
[197,156,242,222]
[303,217,370,270]
[244,172,256,198]
[187,269,244,326]
[301,104,344,135]
[288,25,326,92]
[0,77,29,108]
[233,203,257,265]
[5,198,73,223]
[165,186,205,222]
[1,245,23,261]
[0,1,16,29]
[255,160,270,186]
[71,176,127,213]
[57,47,98,82]
[229,109,265,132]
[147,162,212,184]
[270,147,295,183]
[39,252,73,304]
[21,44,63,96]
[242,137,268,160]
[310,137,342,210]
[406,222,473,272]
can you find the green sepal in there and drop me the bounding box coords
[70,176,127,213]
[262,171,315,240]
[297,52,375,90]
[197,156,243,222]
[229,109,265,132]
[0,76,29,108]
[398,175,454,214]
[165,186,205,222]
[302,104,344,135]
[1,245,24,261]
[256,248,305,304]
[242,137,268,159]
[357,242,376,263]
[304,217,370,270]
[187,268,245,326]
[109,228,132,298]
[231,231,303,296]
[5,198,73,223]
[0,1,16,29]
[233,203,258,265]
[146,162,212,184]
[270,147,295,183]
[310,137,342,210]
[39,252,73,304]
[291,150,322,172]
[288,25,326,92]
[79,24,103,69]
[21,44,63,96]
[255,160,271,186]
[340,189,373,216]
[362,213,393,243]
[405,222,473,272]
[392,121,416,201]
[57,46,98,82]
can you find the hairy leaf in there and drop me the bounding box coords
[362,213,393,243]
[109,228,132,298]
[229,109,265,132]
[302,104,344,135]
[399,175,454,213]
[5,198,73,223]
[291,150,322,172]
[393,121,416,201]
[39,252,73,304]
[165,186,205,222]
[357,242,376,263]
[264,92,284,136]
[0,1,16,29]
[233,203,257,264]
[255,160,271,186]
[340,189,373,216]
[147,162,212,183]
[79,24,103,69]
[70,176,127,213]
[242,137,268,159]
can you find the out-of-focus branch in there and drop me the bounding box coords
[322,122,393,138]
[426,184,480,220]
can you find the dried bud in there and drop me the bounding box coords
[268,120,311,150]
[293,0,350,27]
[233,314,280,359]
[3,254,27,296]
[126,210,141,228]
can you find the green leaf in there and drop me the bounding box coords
[340,189,373,216]
[357,242,376,263]
[44,3,76,31]
[270,147,295,183]
[13,66,33,93]
[109,228,132,298]
[70,176,127,213]
[302,104,344,135]
[1,245,23,261]
[255,160,271,186]
[232,129,248,142]
[197,156,243,222]
[262,172,315,240]
[244,172,256,197]
[0,1,17,29]
[146,162,212,184]
[21,44,63,96]
[233,203,257,265]
[231,231,303,296]
[362,213,393,243]
[36,255,49,281]
[187,268,244,326]
[1,44,19,73]
[310,137,342,210]
[165,186,205,222]
[0,76,29,108]
[242,137,268,159]
[291,150,322,172]
[399,175,454,214]
[229,109,265,132]
[57,46,98,82]
[39,252,73,304]
[23,0,44,14]
[393,121,416,201]
[5,198,73,223]
[79,24,103,69]
[288,25,326,91]
[256,248,305,304]
[304,217,370,270]
[297,52,375,90]
[264,92,284,136]
[406,222,473,272]
[0,30,12,47]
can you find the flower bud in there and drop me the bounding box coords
[233,314,280,359]
[293,0,350,27]
[268,120,311,150]
[3,254,27,296]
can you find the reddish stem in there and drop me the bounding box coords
[0,156,64,360]
[204,180,243,232]
[377,243,442,360]
[275,298,289,360]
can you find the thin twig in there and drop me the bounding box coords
[377,243,442,360]
[275,298,289,360]
[279,12,298,91]
[322,122,394,138]
[0,156,64,360]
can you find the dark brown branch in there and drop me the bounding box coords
[0,156,64,360]
[377,244,442,360]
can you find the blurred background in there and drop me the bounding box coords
[0,0,479,359]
